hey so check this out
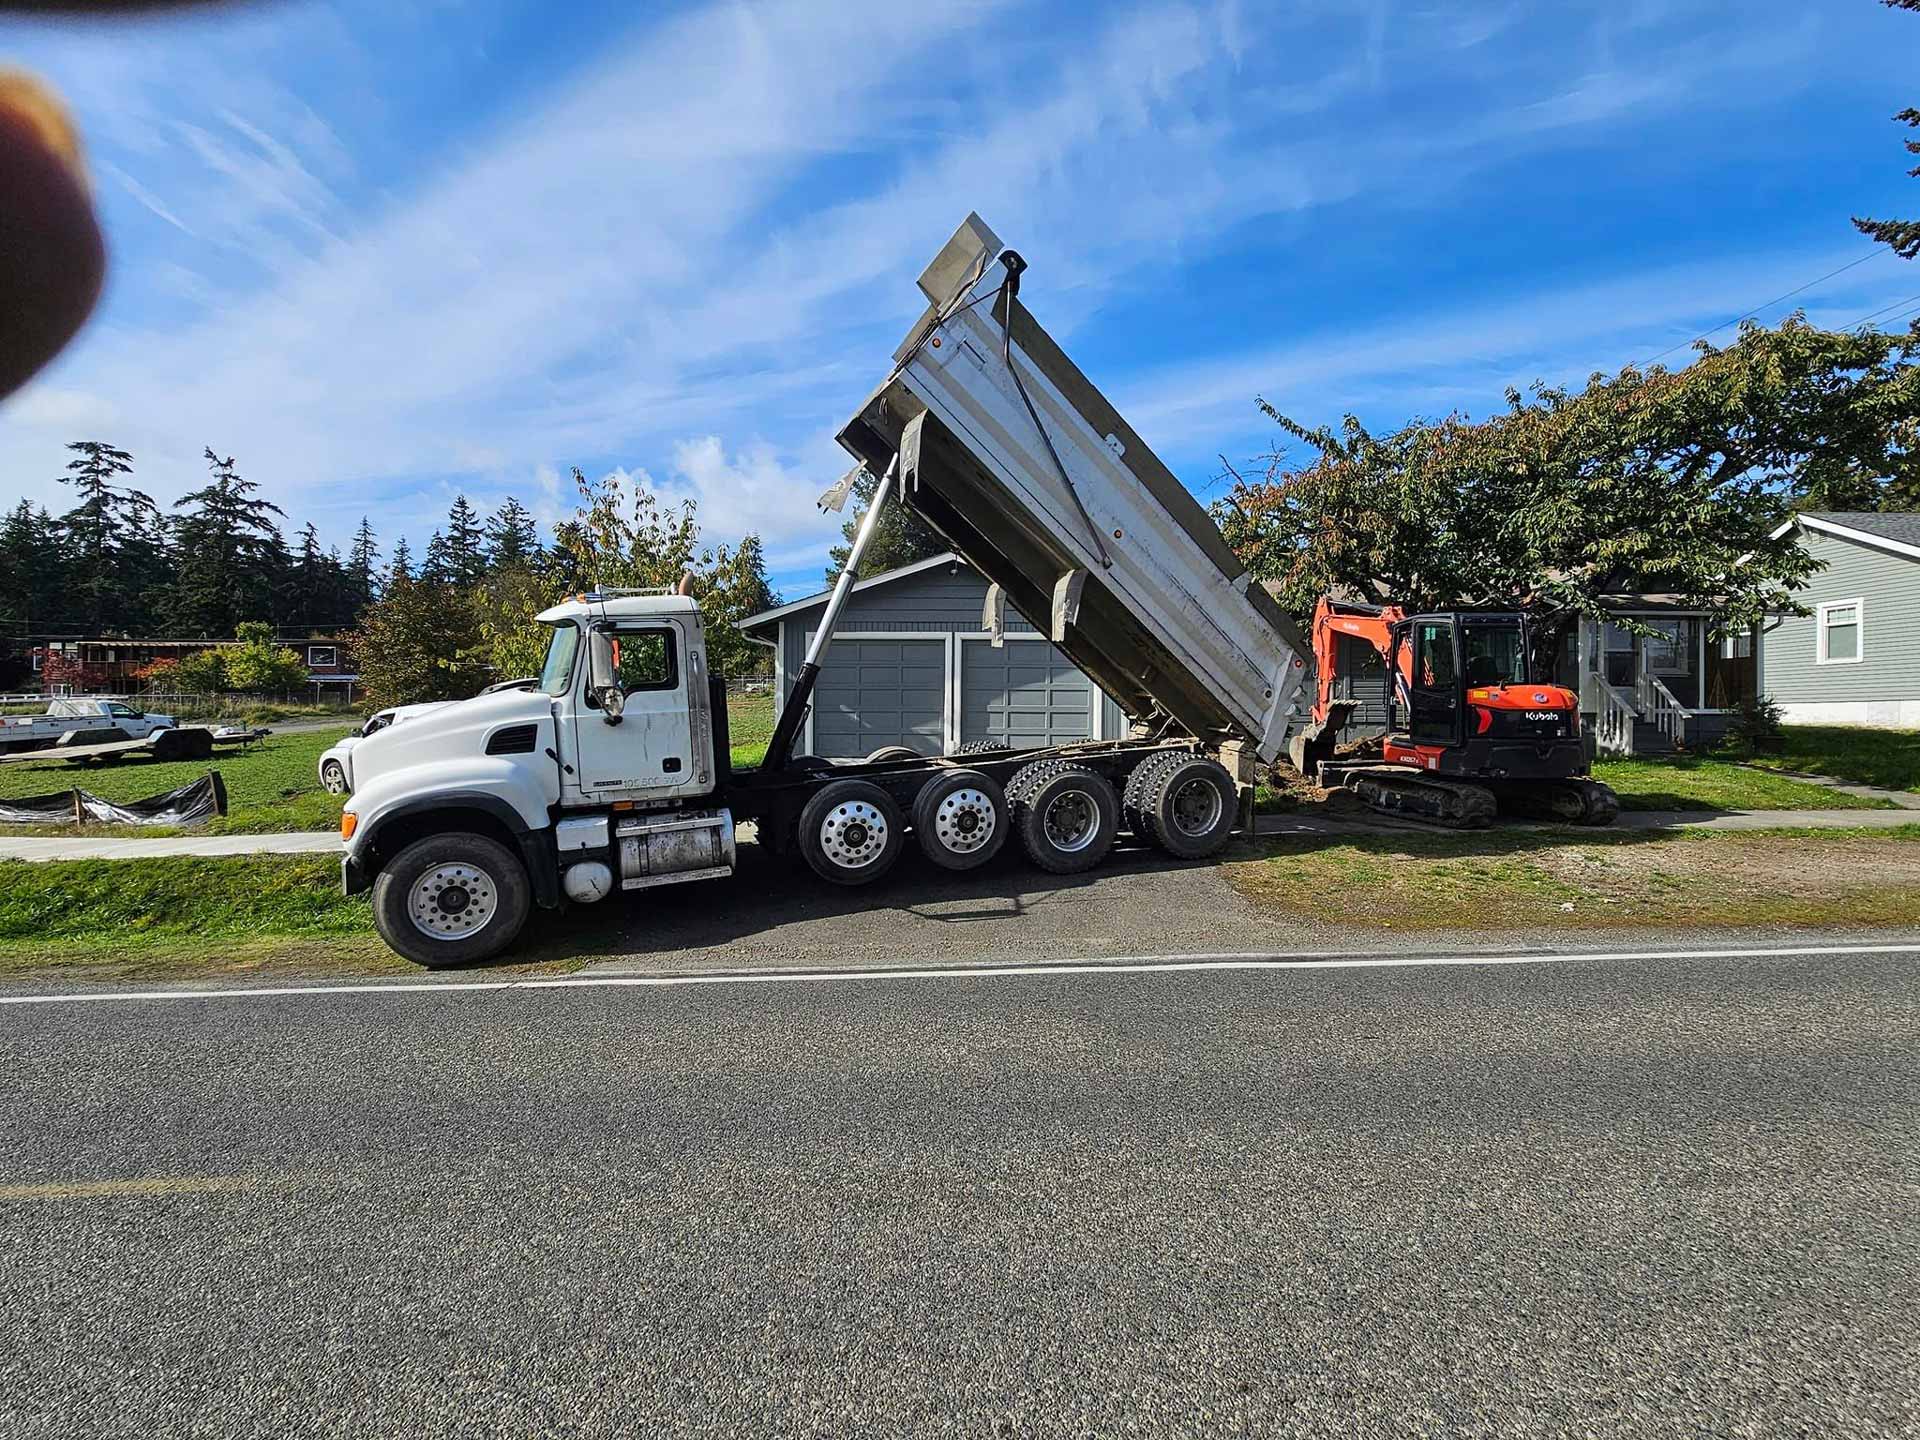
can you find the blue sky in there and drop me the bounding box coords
[2,0,1917,598]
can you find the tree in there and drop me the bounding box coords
[164,448,287,636]
[346,517,381,617]
[0,501,65,636]
[224,620,310,693]
[1215,318,1917,657]
[55,440,156,633]
[172,648,228,695]
[556,467,702,589]
[824,464,947,583]
[352,572,484,705]
[700,534,778,678]
[1854,0,1920,259]
[467,563,558,683]
[484,497,541,571]
[386,535,413,587]
[440,494,487,587]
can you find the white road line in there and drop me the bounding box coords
[0,941,1916,1007]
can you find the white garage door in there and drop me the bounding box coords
[961,639,1096,750]
[810,638,946,758]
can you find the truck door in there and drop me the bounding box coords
[1409,618,1460,744]
[571,621,698,800]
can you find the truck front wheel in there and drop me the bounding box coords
[372,831,532,968]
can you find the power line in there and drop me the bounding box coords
[1837,289,1920,331]
[1636,248,1891,369]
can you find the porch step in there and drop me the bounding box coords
[1631,719,1675,755]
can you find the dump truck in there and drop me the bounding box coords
[341,215,1312,966]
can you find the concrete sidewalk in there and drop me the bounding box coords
[0,804,1913,864]
[0,831,339,862]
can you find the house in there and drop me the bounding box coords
[737,554,1127,758]
[1762,511,1920,729]
[28,634,360,701]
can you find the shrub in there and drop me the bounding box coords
[1719,695,1786,756]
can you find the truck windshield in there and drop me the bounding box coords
[539,624,580,697]
[1460,622,1527,687]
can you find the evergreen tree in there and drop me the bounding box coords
[346,517,381,616]
[484,497,541,571]
[419,529,452,586]
[387,536,414,587]
[0,501,65,637]
[55,440,156,633]
[442,494,486,586]
[1854,1,1920,259]
[164,448,287,636]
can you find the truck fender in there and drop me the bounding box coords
[345,788,559,910]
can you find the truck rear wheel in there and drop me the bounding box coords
[799,779,905,886]
[1139,755,1237,859]
[1121,750,1184,835]
[912,768,1007,871]
[1014,766,1118,875]
[372,831,531,969]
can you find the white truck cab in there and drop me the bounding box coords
[342,590,734,966]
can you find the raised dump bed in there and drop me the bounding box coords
[836,214,1308,767]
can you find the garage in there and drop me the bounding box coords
[960,639,1096,749]
[810,638,946,757]
[739,553,1127,760]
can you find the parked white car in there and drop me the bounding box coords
[319,703,450,794]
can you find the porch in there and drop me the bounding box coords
[1552,604,1760,757]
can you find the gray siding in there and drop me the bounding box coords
[770,562,1127,750]
[1767,531,1920,705]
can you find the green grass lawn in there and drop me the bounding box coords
[1592,755,1888,812]
[1743,725,1920,794]
[0,726,354,835]
[728,688,776,768]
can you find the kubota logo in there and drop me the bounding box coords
[1524,711,1560,722]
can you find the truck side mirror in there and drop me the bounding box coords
[586,627,625,723]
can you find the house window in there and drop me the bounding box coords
[308,646,337,668]
[1722,631,1752,660]
[1817,599,1863,664]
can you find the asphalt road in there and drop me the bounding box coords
[2,945,1916,1437]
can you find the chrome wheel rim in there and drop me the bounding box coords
[408,863,498,941]
[932,787,996,855]
[1171,777,1223,837]
[820,800,889,869]
[1043,789,1098,853]
[322,764,346,794]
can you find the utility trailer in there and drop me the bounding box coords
[339,215,1311,967]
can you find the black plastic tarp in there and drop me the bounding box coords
[0,772,227,827]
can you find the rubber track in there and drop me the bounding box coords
[1351,772,1498,829]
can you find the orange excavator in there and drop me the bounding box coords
[1287,598,1619,828]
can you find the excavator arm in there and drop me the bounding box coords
[1288,597,1405,779]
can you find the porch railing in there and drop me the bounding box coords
[1594,681,1637,756]
[1633,670,1689,750]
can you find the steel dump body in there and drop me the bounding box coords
[836,217,1307,766]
